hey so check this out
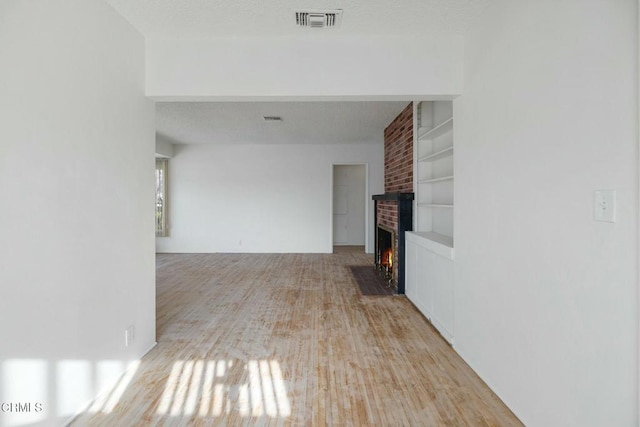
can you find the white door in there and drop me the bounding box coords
[333,165,366,246]
[333,184,348,244]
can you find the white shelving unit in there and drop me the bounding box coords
[418,146,453,162]
[405,100,455,344]
[413,101,454,251]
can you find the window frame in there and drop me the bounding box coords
[156,158,168,237]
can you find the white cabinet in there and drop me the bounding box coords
[405,231,454,344]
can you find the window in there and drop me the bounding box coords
[156,159,168,236]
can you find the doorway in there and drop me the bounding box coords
[332,164,367,249]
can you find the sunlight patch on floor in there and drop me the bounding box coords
[157,359,291,419]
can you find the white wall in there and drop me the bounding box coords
[0,1,155,426]
[454,1,638,426]
[156,144,382,254]
[146,36,463,99]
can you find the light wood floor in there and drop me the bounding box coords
[73,251,522,426]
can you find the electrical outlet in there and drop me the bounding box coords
[125,325,135,347]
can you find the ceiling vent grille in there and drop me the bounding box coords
[295,9,342,28]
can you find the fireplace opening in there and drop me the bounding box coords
[376,225,396,288]
[372,192,413,294]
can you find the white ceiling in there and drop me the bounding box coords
[105,0,488,39]
[157,102,410,145]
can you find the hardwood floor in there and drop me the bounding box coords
[72,252,521,426]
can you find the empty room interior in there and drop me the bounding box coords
[1,0,639,426]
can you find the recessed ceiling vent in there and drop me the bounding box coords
[263,116,283,122]
[295,9,342,28]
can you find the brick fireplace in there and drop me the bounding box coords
[372,103,414,293]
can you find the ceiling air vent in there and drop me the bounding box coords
[295,9,342,29]
[263,116,283,122]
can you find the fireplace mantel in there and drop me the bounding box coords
[372,192,415,201]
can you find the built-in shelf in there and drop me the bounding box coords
[406,231,454,259]
[410,231,453,248]
[417,117,453,141]
[418,146,454,162]
[414,100,454,243]
[406,101,455,345]
[417,203,454,208]
[418,175,454,184]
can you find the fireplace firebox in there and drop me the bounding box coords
[372,192,414,294]
[376,225,395,286]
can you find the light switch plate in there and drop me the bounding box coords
[594,190,616,222]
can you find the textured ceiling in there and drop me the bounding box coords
[105,0,489,38]
[157,102,409,145]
